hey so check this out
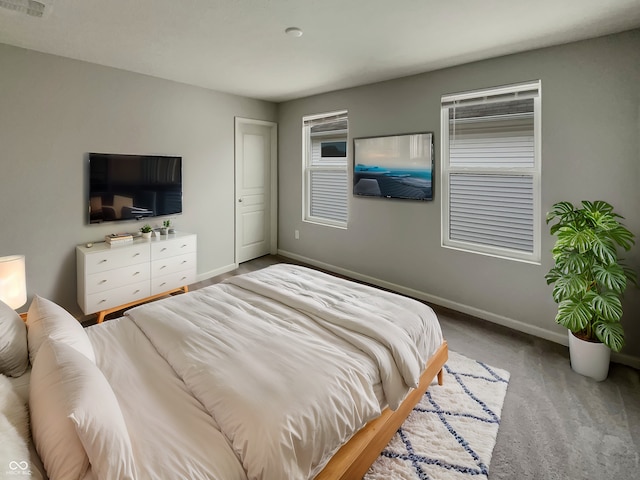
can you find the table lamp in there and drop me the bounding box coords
[0,255,27,310]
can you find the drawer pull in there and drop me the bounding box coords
[161,248,167,252]
[133,253,140,257]
[99,280,107,284]
[160,282,166,287]
[160,265,167,269]
[181,276,187,281]
[181,244,187,248]
[99,299,107,304]
[99,259,108,264]
[133,289,140,294]
[133,271,140,276]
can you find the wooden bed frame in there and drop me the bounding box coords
[94,286,188,324]
[316,340,448,480]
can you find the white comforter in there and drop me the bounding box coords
[87,318,249,480]
[124,264,442,480]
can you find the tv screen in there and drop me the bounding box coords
[353,132,434,201]
[88,153,182,224]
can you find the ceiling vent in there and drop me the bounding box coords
[0,0,50,17]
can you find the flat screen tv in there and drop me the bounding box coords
[353,132,433,201]
[88,153,182,224]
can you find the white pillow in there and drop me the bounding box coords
[0,300,28,377]
[30,340,89,480]
[30,340,137,480]
[26,295,95,365]
[66,356,138,479]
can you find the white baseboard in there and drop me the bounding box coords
[278,249,640,370]
[196,262,238,282]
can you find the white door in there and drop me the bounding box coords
[235,118,277,264]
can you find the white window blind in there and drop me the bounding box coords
[449,174,534,251]
[441,81,541,263]
[309,170,348,222]
[303,111,348,227]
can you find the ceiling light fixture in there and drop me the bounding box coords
[0,0,48,17]
[285,27,303,38]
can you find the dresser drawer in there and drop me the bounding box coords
[85,264,151,295]
[85,280,150,314]
[151,253,196,277]
[84,244,150,274]
[151,270,196,296]
[151,235,197,260]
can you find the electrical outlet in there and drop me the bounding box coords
[294,230,300,240]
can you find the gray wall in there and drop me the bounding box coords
[0,43,277,318]
[277,30,640,365]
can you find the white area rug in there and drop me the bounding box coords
[365,351,510,480]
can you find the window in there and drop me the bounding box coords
[302,111,349,227]
[441,81,541,263]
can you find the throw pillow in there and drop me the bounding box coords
[0,300,28,377]
[26,295,95,365]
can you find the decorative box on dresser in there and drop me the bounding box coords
[77,232,197,323]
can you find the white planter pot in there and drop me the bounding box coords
[568,330,611,381]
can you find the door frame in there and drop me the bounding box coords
[234,117,278,264]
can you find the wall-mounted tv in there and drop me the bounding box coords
[88,153,182,224]
[353,132,434,201]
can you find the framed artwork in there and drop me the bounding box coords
[353,132,434,201]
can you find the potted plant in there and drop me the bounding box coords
[545,200,636,380]
[164,219,175,234]
[160,220,171,235]
[140,224,153,239]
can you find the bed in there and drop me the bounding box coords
[4,263,447,480]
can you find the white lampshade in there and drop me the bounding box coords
[0,255,27,309]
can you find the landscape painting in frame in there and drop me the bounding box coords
[353,132,434,201]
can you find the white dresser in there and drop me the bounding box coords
[77,232,197,322]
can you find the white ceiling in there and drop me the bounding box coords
[1,0,639,102]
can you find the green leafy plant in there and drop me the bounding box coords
[140,224,153,233]
[163,219,171,228]
[545,200,637,352]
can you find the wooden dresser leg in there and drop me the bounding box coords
[437,368,444,385]
[97,311,106,324]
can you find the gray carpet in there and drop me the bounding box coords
[437,306,640,480]
[195,255,640,480]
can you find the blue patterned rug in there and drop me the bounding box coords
[365,351,510,480]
